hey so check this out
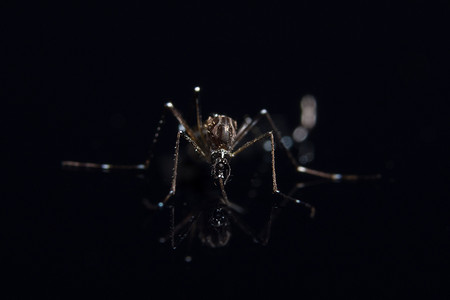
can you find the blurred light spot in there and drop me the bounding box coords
[281,136,293,149]
[292,126,309,142]
[178,124,185,131]
[299,153,314,164]
[300,95,317,129]
[298,141,315,164]
[263,140,272,152]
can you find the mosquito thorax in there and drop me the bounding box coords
[205,115,237,150]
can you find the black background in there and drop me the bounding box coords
[4,1,450,298]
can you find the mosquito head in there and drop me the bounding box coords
[211,149,232,184]
[202,206,231,248]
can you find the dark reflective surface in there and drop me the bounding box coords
[6,1,449,298]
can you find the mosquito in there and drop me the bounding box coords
[62,86,380,248]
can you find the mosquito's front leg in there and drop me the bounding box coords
[160,130,181,206]
[146,100,206,169]
[161,130,207,207]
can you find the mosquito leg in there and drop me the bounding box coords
[232,131,316,218]
[218,178,231,206]
[146,100,206,167]
[166,207,196,250]
[254,179,332,245]
[160,130,182,206]
[148,99,209,168]
[164,102,201,146]
[227,202,278,246]
[161,130,207,208]
[61,161,147,170]
[181,131,207,158]
[234,115,255,143]
[287,179,331,197]
[194,86,208,150]
[227,209,260,243]
[62,98,205,170]
[194,87,202,132]
[234,109,380,181]
[258,205,279,246]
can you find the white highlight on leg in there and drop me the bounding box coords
[165,102,173,108]
[260,109,267,114]
[194,86,200,92]
[297,166,307,172]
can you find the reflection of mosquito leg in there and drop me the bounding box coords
[227,204,278,246]
[168,207,197,249]
[256,181,332,245]
[145,198,196,249]
[235,109,380,181]
[259,205,280,245]
[227,210,259,242]
[232,131,316,218]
